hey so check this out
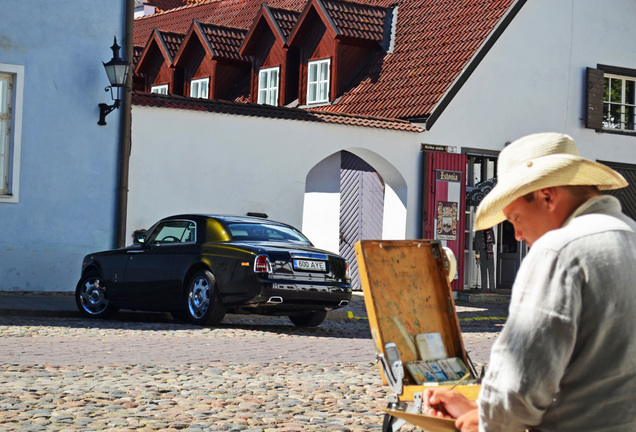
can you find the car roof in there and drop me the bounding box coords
[161,214,293,227]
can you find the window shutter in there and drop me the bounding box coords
[585,67,604,130]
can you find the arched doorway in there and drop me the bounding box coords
[302,150,407,290]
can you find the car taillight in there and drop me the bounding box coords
[345,261,350,281]
[254,255,272,273]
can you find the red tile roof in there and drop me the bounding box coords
[315,0,517,120]
[134,0,313,46]
[156,29,186,60]
[268,7,301,39]
[133,29,184,77]
[132,45,145,79]
[320,0,387,42]
[134,0,519,120]
[197,22,248,60]
[132,91,423,131]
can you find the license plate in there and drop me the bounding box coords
[293,259,327,272]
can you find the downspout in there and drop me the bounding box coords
[115,0,135,248]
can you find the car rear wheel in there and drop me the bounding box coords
[75,271,118,319]
[184,270,226,326]
[289,310,328,327]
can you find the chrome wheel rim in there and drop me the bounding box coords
[79,277,109,315]
[188,277,210,319]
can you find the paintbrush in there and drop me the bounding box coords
[448,373,471,391]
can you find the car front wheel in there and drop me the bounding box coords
[75,271,118,319]
[183,270,226,326]
[289,310,327,327]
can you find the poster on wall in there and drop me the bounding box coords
[434,170,462,281]
[436,201,458,240]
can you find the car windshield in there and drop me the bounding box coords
[227,223,311,245]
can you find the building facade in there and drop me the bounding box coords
[0,1,130,291]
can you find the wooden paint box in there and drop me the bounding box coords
[355,240,481,431]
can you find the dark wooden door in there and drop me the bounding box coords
[339,151,384,291]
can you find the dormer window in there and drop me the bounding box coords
[151,84,168,95]
[257,67,279,106]
[190,78,209,98]
[307,59,330,105]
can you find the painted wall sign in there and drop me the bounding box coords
[436,170,461,182]
[436,201,458,240]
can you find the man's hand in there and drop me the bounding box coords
[423,388,479,431]
[456,409,479,432]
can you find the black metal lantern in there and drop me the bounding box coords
[98,37,130,126]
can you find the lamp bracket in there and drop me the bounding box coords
[98,99,121,126]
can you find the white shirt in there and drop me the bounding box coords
[478,196,636,432]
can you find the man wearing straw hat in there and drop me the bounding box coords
[424,132,636,431]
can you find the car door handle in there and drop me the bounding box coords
[127,250,144,254]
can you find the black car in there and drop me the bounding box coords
[76,215,352,326]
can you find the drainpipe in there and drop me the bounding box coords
[115,0,135,248]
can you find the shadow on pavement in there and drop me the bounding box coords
[0,312,375,339]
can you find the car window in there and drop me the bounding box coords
[145,220,196,244]
[227,223,311,245]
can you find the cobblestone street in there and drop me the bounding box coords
[0,294,507,431]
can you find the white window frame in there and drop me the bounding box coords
[306,59,330,105]
[603,73,636,132]
[0,63,24,204]
[190,78,209,99]
[257,67,280,106]
[151,84,168,95]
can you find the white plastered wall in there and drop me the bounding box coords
[422,0,636,163]
[129,106,422,251]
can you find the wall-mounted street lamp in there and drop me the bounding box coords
[98,37,130,126]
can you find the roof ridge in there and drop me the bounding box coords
[134,0,222,21]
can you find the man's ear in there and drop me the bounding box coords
[538,188,559,210]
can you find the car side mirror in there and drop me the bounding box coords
[136,234,145,245]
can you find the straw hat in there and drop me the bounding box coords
[474,132,628,230]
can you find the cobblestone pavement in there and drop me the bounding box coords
[0,294,507,432]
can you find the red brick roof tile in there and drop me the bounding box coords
[197,22,248,60]
[158,30,186,60]
[320,0,387,41]
[132,91,423,132]
[268,7,301,39]
[132,45,145,79]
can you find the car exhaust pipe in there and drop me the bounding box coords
[267,296,283,304]
[339,300,349,306]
